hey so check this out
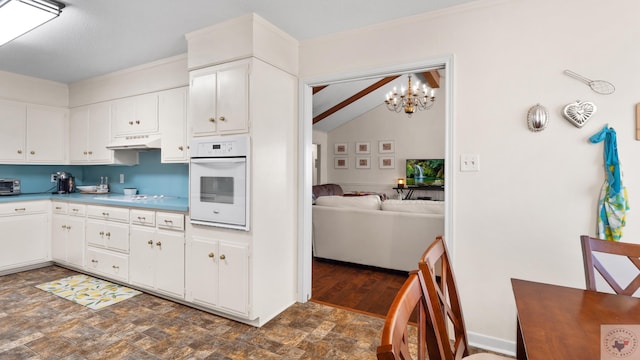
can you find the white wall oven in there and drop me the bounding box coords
[190,135,250,231]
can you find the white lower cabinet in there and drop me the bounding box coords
[86,205,130,252]
[86,219,129,252]
[0,201,49,271]
[129,210,185,298]
[86,247,129,283]
[186,236,249,316]
[85,205,130,282]
[51,202,85,268]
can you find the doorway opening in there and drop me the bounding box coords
[299,56,454,310]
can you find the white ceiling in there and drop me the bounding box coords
[0,0,475,84]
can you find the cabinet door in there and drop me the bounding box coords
[112,93,159,136]
[0,213,48,270]
[86,219,106,248]
[190,71,217,135]
[51,214,67,262]
[86,102,112,163]
[216,63,249,134]
[26,105,67,163]
[218,241,249,315]
[66,216,85,267]
[69,106,89,162]
[155,230,185,298]
[130,226,155,289]
[105,222,129,253]
[0,99,26,162]
[186,237,218,306]
[159,87,188,163]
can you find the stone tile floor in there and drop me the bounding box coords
[0,266,383,359]
[0,266,513,359]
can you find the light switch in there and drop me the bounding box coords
[460,154,480,172]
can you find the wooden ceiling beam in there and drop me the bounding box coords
[313,75,400,124]
[312,85,328,94]
[422,70,440,88]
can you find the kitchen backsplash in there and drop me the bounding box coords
[0,150,189,197]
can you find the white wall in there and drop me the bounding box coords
[324,92,445,199]
[0,71,68,107]
[300,0,640,353]
[68,55,188,107]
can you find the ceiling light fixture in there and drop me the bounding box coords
[384,75,436,117]
[0,0,65,47]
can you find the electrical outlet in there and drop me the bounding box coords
[120,174,125,183]
[50,173,58,183]
[460,154,480,172]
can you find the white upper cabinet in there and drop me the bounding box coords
[70,102,138,165]
[26,105,67,163]
[111,93,159,136]
[70,102,111,163]
[0,99,27,162]
[159,87,189,163]
[190,60,249,136]
[0,99,67,164]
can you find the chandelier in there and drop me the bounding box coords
[384,75,436,117]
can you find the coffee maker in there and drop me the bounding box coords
[55,172,75,194]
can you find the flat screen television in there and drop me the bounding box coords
[406,159,444,186]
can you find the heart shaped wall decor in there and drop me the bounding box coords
[563,100,596,128]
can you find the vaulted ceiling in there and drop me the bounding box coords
[312,70,442,132]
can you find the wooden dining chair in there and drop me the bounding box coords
[580,235,640,296]
[377,271,429,360]
[418,236,510,360]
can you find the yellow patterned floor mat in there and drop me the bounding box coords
[35,274,141,310]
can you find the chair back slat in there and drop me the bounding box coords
[418,236,469,360]
[377,271,429,360]
[581,235,640,296]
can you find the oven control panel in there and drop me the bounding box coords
[191,135,249,157]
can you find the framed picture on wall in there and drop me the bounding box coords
[379,156,395,169]
[334,143,348,155]
[378,140,394,154]
[334,157,348,169]
[356,157,370,169]
[355,142,370,154]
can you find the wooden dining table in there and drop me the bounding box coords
[511,278,640,360]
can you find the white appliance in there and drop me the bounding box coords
[189,135,250,231]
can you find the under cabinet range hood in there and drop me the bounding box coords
[106,134,161,150]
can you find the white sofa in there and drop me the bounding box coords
[312,195,444,272]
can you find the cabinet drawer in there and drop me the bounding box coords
[52,201,68,214]
[157,212,184,231]
[86,247,129,283]
[0,201,48,216]
[87,205,129,223]
[131,209,155,227]
[68,203,86,217]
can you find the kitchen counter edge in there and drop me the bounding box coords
[0,193,189,212]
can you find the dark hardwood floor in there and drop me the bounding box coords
[311,257,409,318]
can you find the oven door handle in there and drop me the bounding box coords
[191,158,246,166]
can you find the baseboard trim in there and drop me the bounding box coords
[0,261,53,277]
[467,331,516,357]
